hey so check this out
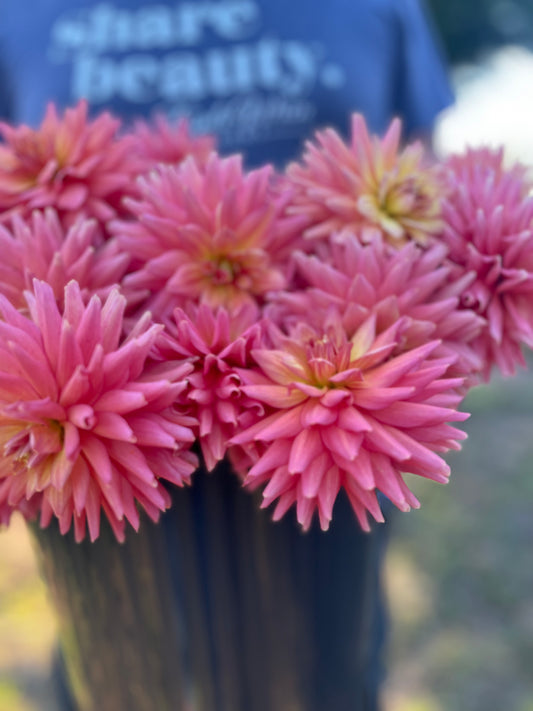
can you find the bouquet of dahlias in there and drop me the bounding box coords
[1,100,532,544]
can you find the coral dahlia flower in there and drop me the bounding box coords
[112,153,303,321]
[232,313,469,531]
[0,100,138,229]
[0,280,198,542]
[0,209,130,310]
[156,304,263,471]
[442,147,533,378]
[287,114,444,246]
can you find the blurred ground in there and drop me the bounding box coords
[0,517,57,711]
[383,364,533,711]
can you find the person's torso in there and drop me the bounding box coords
[0,0,448,165]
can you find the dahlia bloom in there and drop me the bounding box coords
[287,114,444,246]
[442,147,533,378]
[112,153,304,321]
[232,313,469,531]
[132,116,215,168]
[0,101,138,229]
[0,280,198,542]
[0,209,131,310]
[156,304,263,471]
[273,233,484,383]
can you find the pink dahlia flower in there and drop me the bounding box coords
[232,313,469,531]
[287,114,444,246]
[132,116,215,168]
[442,147,533,378]
[111,153,304,321]
[0,209,130,310]
[0,101,138,229]
[0,280,198,542]
[156,304,263,471]
[273,233,484,383]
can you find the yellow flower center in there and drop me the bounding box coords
[207,257,239,286]
[3,420,64,475]
[306,335,351,388]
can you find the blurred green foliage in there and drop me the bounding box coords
[426,0,533,63]
[0,679,35,711]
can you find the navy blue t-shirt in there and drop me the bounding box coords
[0,0,453,166]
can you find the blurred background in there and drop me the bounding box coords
[2,1,533,709]
[384,2,533,708]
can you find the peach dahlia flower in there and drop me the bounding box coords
[232,313,468,531]
[156,304,262,471]
[132,116,215,168]
[0,280,197,541]
[0,101,138,229]
[113,153,303,321]
[287,114,444,247]
[0,209,130,310]
[442,147,533,378]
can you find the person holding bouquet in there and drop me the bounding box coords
[0,2,454,709]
